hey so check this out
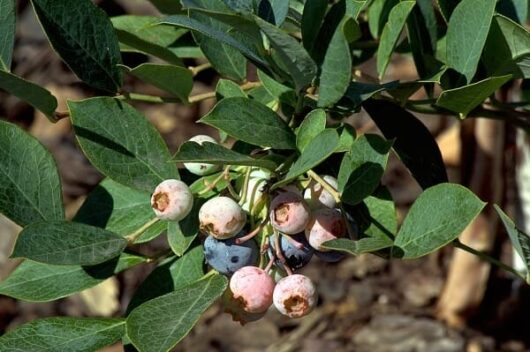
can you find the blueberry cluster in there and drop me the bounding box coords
[151,135,357,323]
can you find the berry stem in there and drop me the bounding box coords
[235,220,268,244]
[452,240,523,279]
[307,170,341,204]
[274,230,293,275]
[197,166,231,196]
[238,167,252,208]
[146,248,173,263]
[188,62,212,76]
[126,217,161,244]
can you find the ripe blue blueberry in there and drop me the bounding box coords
[204,232,259,276]
[269,233,313,270]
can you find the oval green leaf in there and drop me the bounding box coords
[445,0,496,84]
[495,204,530,277]
[0,0,15,71]
[68,97,179,193]
[393,183,486,259]
[338,134,392,205]
[127,274,228,352]
[127,246,205,313]
[0,317,125,352]
[12,221,127,266]
[363,99,448,189]
[74,179,166,244]
[0,120,63,226]
[296,109,327,152]
[0,71,58,121]
[127,64,193,102]
[31,0,123,92]
[200,97,296,149]
[173,141,278,170]
[0,253,145,302]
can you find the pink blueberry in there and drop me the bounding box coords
[222,287,266,325]
[269,192,311,235]
[303,175,338,209]
[273,274,317,318]
[229,266,275,313]
[199,196,247,239]
[151,179,193,221]
[305,208,346,251]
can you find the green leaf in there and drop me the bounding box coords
[111,15,186,66]
[337,134,392,205]
[68,97,179,193]
[296,109,327,152]
[363,99,448,189]
[368,0,399,38]
[0,120,63,226]
[12,221,127,266]
[301,0,327,53]
[342,81,399,108]
[357,187,396,252]
[258,69,296,105]
[127,274,228,352]
[216,79,247,99]
[74,179,166,244]
[127,246,205,312]
[335,124,357,153]
[406,0,439,81]
[254,16,317,91]
[445,0,496,84]
[483,15,530,78]
[167,200,204,256]
[494,205,530,275]
[394,183,486,259]
[0,253,145,302]
[0,71,58,121]
[148,0,182,14]
[376,1,415,78]
[0,0,15,71]
[200,97,296,149]
[190,2,247,81]
[127,64,193,102]
[274,129,339,188]
[160,15,267,67]
[318,16,357,107]
[0,317,125,352]
[258,0,289,25]
[31,0,122,92]
[173,141,278,170]
[436,75,512,117]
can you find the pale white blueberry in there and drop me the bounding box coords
[151,179,193,221]
[273,274,317,318]
[303,175,338,209]
[183,135,221,176]
[199,196,247,239]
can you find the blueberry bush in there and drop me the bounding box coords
[1,0,530,351]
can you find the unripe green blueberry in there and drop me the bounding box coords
[151,179,193,221]
[270,192,311,235]
[273,274,317,318]
[199,196,247,239]
[303,175,338,209]
[305,208,346,251]
[229,266,275,313]
[183,135,221,176]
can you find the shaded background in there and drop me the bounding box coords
[1,1,529,351]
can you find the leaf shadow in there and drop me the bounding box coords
[74,125,135,158]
